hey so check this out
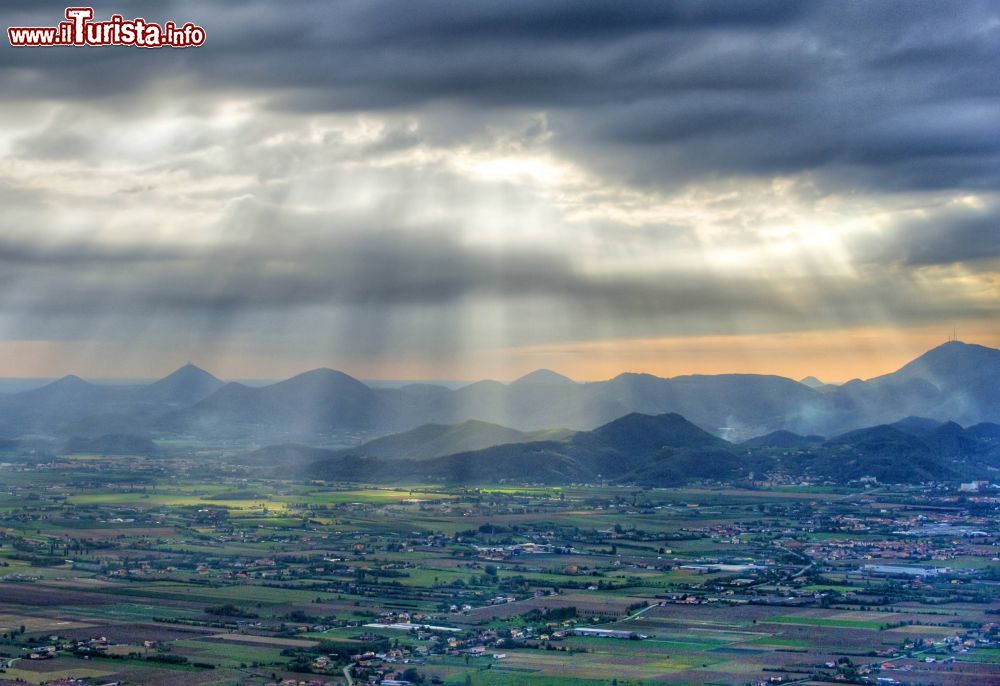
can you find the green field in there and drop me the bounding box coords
[0,459,993,685]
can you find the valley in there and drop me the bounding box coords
[0,454,995,685]
[0,341,997,685]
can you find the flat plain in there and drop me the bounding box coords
[0,453,996,685]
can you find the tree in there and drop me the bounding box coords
[401,667,424,683]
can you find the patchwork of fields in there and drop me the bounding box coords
[0,455,996,685]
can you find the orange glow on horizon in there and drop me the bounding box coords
[0,322,996,384]
[494,324,1000,383]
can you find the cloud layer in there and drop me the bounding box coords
[0,1,997,377]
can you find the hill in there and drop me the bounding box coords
[137,364,224,404]
[344,420,574,461]
[305,411,742,486]
[166,365,835,441]
[175,368,384,437]
[742,341,1000,438]
[0,341,997,444]
[887,416,944,437]
[742,430,825,449]
[509,369,577,387]
[0,376,124,436]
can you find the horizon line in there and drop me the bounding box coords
[2,338,992,389]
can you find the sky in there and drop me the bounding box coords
[0,1,997,382]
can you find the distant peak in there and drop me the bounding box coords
[876,339,998,382]
[51,374,92,387]
[924,340,995,355]
[611,371,661,381]
[23,374,102,397]
[296,367,355,379]
[280,367,369,388]
[798,375,825,388]
[141,363,224,403]
[603,411,689,427]
[148,363,222,386]
[511,369,575,386]
[165,363,216,378]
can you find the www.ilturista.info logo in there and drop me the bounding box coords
[8,7,205,48]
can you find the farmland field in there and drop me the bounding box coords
[0,454,995,685]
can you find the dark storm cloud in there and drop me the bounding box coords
[2,1,997,192]
[0,201,993,340]
[853,200,1000,267]
[0,0,997,355]
[0,201,701,314]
